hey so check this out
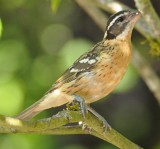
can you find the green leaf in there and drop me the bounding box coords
[0,18,3,38]
[51,0,62,13]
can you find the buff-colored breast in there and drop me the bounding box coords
[72,40,132,103]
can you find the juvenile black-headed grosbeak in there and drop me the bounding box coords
[16,10,141,120]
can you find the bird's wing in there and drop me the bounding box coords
[53,47,101,87]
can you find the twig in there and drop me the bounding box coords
[134,0,160,56]
[132,48,160,104]
[0,111,142,149]
[0,115,106,142]
[76,0,106,31]
[0,111,83,132]
[134,0,160,39]
[85,112,143,149]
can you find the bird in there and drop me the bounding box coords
[16,10,141,121]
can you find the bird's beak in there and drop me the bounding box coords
[130,11,141,23]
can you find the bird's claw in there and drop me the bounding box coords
[102,119,111,134]
[87,106,111,134]
[72,95,88,119]
[66,95,88,119]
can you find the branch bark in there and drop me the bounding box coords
[132,48,160,104]
[134,0,160,56]
[0,110,142,149]
[134,0,160,39]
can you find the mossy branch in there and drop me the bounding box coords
[134,0,160,56]
[0,110,142,149]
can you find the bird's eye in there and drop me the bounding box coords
[117,17,124,22]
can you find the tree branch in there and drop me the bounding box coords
[76,0,106,31]
[0,110,142,149]
[134,0,160,56]
[134,0,160,39]
[132,48,160,104]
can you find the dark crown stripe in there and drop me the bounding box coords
[106,10,129,31]
[104,10,130,40]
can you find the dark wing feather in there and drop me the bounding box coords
[56,52,98,84]
[53,42,104,88]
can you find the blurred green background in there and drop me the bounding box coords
[0,0,159,149]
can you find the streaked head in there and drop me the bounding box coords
[104,10,141,40]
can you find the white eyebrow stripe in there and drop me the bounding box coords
[103,31,108,39]
[107,13,125,31]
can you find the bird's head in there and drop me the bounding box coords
[104,10,141,41]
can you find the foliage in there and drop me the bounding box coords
[51,0,62,13]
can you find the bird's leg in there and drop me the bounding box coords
[66,96,110,132]
[87,106,111,132]
[72,95,88,119]
[66,95,88,119]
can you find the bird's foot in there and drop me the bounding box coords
[79,121,92,133]
[87,106,111,133]
[66,95,88,119]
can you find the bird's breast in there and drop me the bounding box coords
[58,41,132,103]
[74,41,132,103]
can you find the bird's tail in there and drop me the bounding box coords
[15,100,42,120]
[15,88,72,120]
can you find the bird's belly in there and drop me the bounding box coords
[74,66,127,103]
